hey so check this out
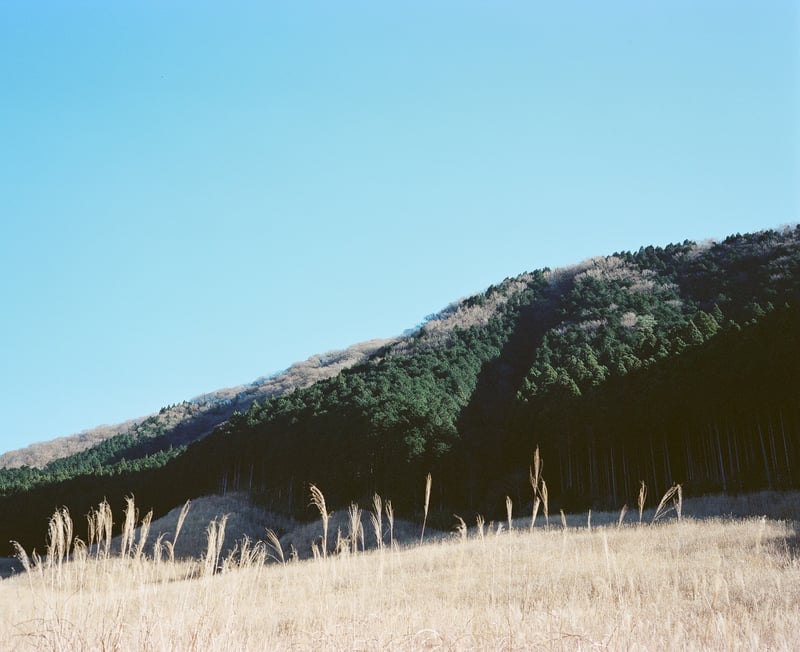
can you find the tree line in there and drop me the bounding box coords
[1,227,798,554]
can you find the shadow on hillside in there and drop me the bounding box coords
[456,287,562,507]
[0,557,23,579]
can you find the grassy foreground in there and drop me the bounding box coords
[1,494,799,651]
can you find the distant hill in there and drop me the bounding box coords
[0,338,394,470]
[2,226,798,555]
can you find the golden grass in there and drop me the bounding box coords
[420,472,432,545]
[2,493,799,651]
[310,483,330,559]
[131,493,293,561]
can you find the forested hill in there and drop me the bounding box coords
[2,227,800,554]
[0,338,394,470]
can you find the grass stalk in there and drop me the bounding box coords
[153,533,166,567]
[420,473,432,545]
[529,447,550,529]
[87,499,114,560]
[99,500,113,559]
[530,447,541,493]
[120,496,138,559]
[168,499,192,564]
[617,504,628,528]
[385,500,395,550]
[370,494,383,551]
[652,484,682,524]
[265,529,286,565]
[638,481,647,525]
[134,510,153,562]
[530,447,542,530]
[309,484,330,558]
[46,507,72,570]
[203,514,228,576]
[453,515,467,543]
[347,503,363,554]
[541,480,549,528]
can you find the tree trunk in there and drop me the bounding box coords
[779,409,793,485]
[756,417,773,489]
[714,422,727,493]
[650,439,658,497]
[609,447,618,507]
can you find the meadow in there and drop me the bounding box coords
[1,487,798,651]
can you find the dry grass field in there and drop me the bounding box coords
[1,489,798,651]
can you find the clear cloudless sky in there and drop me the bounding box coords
[1,1,797,453]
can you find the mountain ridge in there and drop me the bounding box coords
[7,229,782,471]
[1,225,798,555]
[0,338,396,469]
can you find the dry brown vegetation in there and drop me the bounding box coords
[1,485,798,651]
[0,422,140,470]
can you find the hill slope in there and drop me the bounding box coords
[0,338,394,471]
[2,226,799,554]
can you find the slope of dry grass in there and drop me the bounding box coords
[122,493,295,561]
[1,492,798,650]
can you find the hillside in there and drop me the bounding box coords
[0,338,394,470]
[1,226,799,554]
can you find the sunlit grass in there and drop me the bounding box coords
[1,490,798,650]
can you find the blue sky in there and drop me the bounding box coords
[1,2,797,454]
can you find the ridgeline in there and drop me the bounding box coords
[2,227,799,554]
